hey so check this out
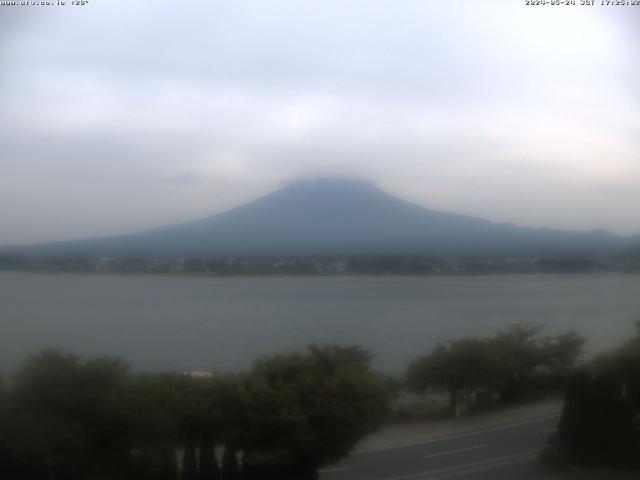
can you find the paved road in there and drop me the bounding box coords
[320,413,561,480]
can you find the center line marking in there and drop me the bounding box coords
[318,466,351,473]
[352,412,559,455]
[423,444,488,459]
[381,449,540,480]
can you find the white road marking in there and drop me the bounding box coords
[458,460,512,475]
[318,466,351,473]
[353,413,559,455]
[380,449,541,480]
[458,451,539,476]
[423,444,487,459]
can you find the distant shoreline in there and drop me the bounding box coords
[1,268,638,279]
[3,250,639,277]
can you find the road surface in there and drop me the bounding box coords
[319,412,563,480]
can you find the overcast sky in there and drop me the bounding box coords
[1,0,638,245]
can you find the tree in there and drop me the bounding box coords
[220,445,240,480]
[197,434,220,480]
[540,330,586,372]
[406,338,497,415]
[127,372,214,480]
[182,440,198,480]
[406,323,586,414]
[1,346,390,479]
[0,373,17,478]
[490,322,546,401]
[239,345,390,479]
[556,324,640,468]
[608,321,640,371]
[491,323,585,401]
[10,351,135,479]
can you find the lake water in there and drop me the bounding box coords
[1,272,639,375]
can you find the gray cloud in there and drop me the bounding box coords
[1,0,638,245]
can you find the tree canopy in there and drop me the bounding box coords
[0,345,390,480]
[556,322,640,469]
[239,345,390,479]
[406,322,585,414]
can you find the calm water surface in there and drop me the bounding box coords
[1,272,639,374]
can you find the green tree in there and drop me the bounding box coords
[0,373,17,477]
[220,445,240,480]
[2,346,392,479]
[609,321,640,368]
[182,440,198,480]
[10,351,134,479]
[490,322,546,401]
[407,323,586,413]
[540,330,587,372]
[127,373,199,480]
[239,345,390,479]
[197,434,219,480]
[557,324,640,468]
[406,338,497,415]
[491,323,585,401]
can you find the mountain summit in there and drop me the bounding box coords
[5,178,632,258]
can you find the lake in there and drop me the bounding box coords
[1,271,639,375]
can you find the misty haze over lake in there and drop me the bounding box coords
[2,271,638,375]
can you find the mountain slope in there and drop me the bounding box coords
[3,178,634,258]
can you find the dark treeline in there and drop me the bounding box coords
[1,253,639,275]
[0,345,390,480]
[551,323,640,469]
[2,323,639,478]
[405,323,586,416]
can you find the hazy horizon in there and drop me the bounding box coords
[3,175,639,249]
[1,1,639,246]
